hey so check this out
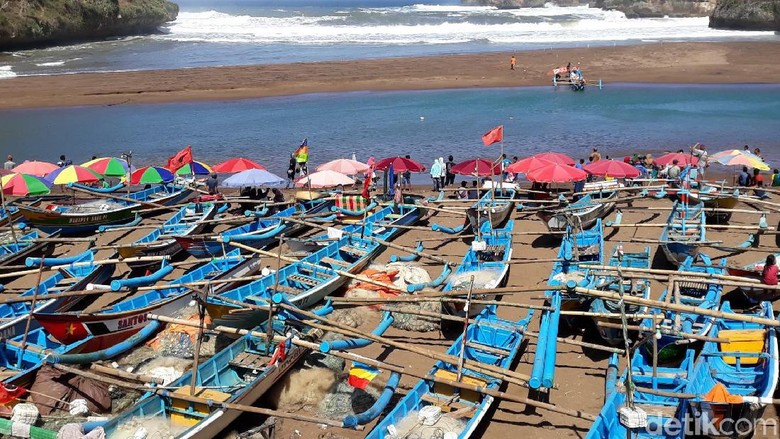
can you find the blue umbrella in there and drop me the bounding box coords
[222,169,286,188]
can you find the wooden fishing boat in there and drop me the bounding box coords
[546,218,605,303]
[685,301,778,438]
[640,253,726,363]
[660,199,706,266]
[536,181,619,233]
[688,184,739,224]
[432,189,515,235]
[442,220,514,318]
[16,184,194,235]
[365,307,533,439]
[725,253,780,298]
[208,202,427,328]
[587,350,695,438]
[176,199,332,258]
[0,229,58,273]
[32,249,257,353]
[98,320,323,439]
[117,202,217,269]
[589,245,652,346]
[0,251,114,340]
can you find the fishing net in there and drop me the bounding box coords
[107,416,187,439]
[388,410,467,439]
[268,367,338,410]
[388,299,441,333]
[318,382,380,420]
[328,308,364,328]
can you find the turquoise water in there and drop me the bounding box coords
[2,84,779,178]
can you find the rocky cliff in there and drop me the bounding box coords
[0,0,178,51]
[709,0,780,30]
[463,1,717,17]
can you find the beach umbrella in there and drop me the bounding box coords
[533,152,575,166]
[81,157,131,177]
[374,157,426,173]
[213,158,266,173]
[1,173,51,196]
[11,161,59,177]
[316,158,370,175]
[526,162,587,183]
[130,166,175,185]
[506,156,555,175]
[45,165,102,185]
[583,159,640,178]
[654,152,698,167]
[295,170,355,188]
[451,158,501,177]
[709,149,769,171]
[222,169,285,188]
[175,161,213,176]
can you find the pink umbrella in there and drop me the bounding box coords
[451,158,501,177]
[583,159,640,178]
[506,156,555,175]
[533,152,575,166]
[374,157,425,173]
[11,161,59,177]
[526,162,588,183]
[295,170,355,188]
[316,158,370,175]
[212,157,266,173]
[655,152,698,167]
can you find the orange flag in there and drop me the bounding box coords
[481,125,503,146]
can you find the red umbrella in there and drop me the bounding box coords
[451,158,501,177]
[654,152,698,167]
[374,157,425,173]
[506,156,555,175]
[213,157,266,173]
[533,152,575,166]
[583,159,640,178]
[526,162,587,183]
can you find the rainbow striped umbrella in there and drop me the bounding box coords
[710,149,770,171]
[1,173,51,196]
[45,165,102,185]
[131,166,174,185]
[82,157,131,177]
[175,161,213,176]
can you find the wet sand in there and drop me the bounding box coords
[2,41,780,109]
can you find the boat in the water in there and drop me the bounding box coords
[176,199,332,258]
[365,306,534,439]
[117,202,217,268]
[208,202,427,328]
[685,301,778,438]
[432,188,515,235]
[589,245,652,346]
[442,220,514,318]
[660,199,706,266]
[17,184,194,235]
[32,249,257,352]
[536,181,619,233]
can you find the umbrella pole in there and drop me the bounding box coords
[0,178,18,245]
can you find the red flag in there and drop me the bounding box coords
[0,383,27,404]
[481,125,503,146]
[361,166,373,201]
[166,146,193,172]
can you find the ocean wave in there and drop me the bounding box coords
[0,66,16,79]
[35,61,67,67]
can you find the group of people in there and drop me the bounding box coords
[428,156,456,192]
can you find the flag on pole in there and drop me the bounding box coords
[166,145,193,172]
[347,362,379,390]
[295,138,309,163]
[361,164,373,201]
[481,125,503,146]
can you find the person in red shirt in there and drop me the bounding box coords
[762,255,778,285]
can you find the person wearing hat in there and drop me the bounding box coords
[207,172,219,195]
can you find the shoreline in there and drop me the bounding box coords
[1,41,780,110]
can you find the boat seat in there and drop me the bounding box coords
[718,329,766,365]
[320,256,350,268]
[229,351,270,371]
[270,284,304,296]
[244,295,268,305]
[465,341,510,356]
[385,213,401,219]
[287,274,320,287]
[171,386,232,427]
[432,369,488,404]
[298,266,331,279]
[340,246,367,256]
[633,370,687,379]
[632,403,679,420]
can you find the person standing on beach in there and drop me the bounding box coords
[206,172,219,195]
[4,155,15,170]
[430,158,442,192]
[402,155,412,191]
[510,55,516,70]
[438,157,446,188]
[286,153,297,188]
[445,155,455,187]
[690,143,708,178]
[738,166,750,187]
[772,169,780,187]
[590,148,601,162]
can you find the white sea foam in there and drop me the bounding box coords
[0,66,16,79]
[35,61,67,67]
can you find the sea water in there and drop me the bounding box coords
[1,84,779,178]
[0,1,777,77]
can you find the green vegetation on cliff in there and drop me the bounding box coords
[0,0,178,50]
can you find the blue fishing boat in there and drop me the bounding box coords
[589,245,652,346]
[442,220,514,318]
[0,251,114,341]
[365,306,533,439]
[0,327,92,383]
[33,249,256,353]
[660,199,706,266]
[685,301,778,438]
[587,349,695,438]
[175,199,332,258]
[545,218,605,302]
[639,253,725,363]
[0,229,57,272]
[536,182,618,233]
[17,184,194,235]
[432,188,515,235]
[208,202,427,328]
[117,202,217,268]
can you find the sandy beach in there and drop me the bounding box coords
[2,41,780,110]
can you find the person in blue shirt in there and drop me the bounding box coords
[738,166,750,187]
[772,169,780,187]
